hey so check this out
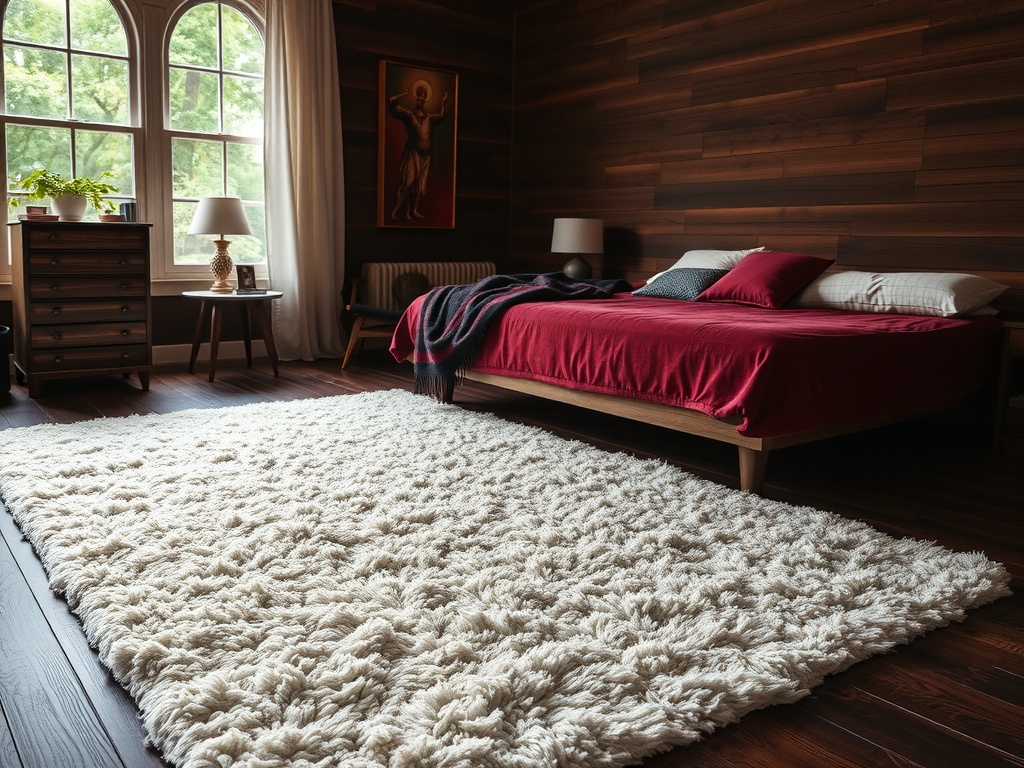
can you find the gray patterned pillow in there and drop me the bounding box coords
[633,268,729,301]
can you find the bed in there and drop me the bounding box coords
[390,250,1006,494]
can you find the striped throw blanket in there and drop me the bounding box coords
[413,272,632,398]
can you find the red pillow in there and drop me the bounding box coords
[696,250,835,308]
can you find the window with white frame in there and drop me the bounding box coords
[1,0,265,282]
[168,2,265,271]
[2,0,136,279]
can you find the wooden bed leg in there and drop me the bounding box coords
[738,446,769,494]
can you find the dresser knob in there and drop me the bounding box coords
[51,284,59,291]
[120,306,129,313]
[50,258,60,265]
[52,332,62,340]
[121,329,130,336]
[120,283,129,289]
[48,233,58,240]
[52,307,62,315]
[121,353,130,360]
[119,259,129,265]
[53,356,63,364]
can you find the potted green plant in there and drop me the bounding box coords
[12,169,119,221]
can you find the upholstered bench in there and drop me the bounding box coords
[342,261,496,369]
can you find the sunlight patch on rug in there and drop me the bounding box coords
[0,390,1010,768]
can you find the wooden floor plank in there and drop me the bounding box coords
[0,355,1019,768]
[897,624,1024,705]
[0,523,124,768]
[798,684,1024,768]
[0,701,23,768]
[669,701,929,768]
[844,656,1024,759]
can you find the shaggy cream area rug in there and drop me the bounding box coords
[0,390,1010,768]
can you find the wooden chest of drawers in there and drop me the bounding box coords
[8,221,153,398]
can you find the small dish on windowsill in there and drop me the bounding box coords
[99,213,126,222]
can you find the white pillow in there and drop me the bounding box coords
[789,270,1007,317]
[647,247,763,283]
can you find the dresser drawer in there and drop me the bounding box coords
[29,299,148,325]
[29,344,150,372]
[29,276,147,300]
[28,251,148,275]
[30,322,148,349]
[28,225,148,251]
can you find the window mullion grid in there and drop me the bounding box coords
[218,3,225,136]
[64,0,73,121]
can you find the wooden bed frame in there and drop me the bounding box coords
[427,270,1022,495]
[457,371,938,495]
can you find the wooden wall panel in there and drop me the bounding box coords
[332,0,514,291]
[510,0,1024,308]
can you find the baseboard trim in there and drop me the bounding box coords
[154,341,268,366]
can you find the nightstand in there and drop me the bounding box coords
[994,318,1024,460]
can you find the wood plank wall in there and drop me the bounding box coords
[510,0,1024,307]
[332,0,515,289]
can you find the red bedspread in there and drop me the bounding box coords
[391,293,1002,438]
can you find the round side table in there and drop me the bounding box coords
[183,290,283,382]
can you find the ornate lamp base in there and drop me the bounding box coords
[209,238,234,292]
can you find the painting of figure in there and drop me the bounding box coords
[378,60,458,229]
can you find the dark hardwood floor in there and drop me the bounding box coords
[1,351,1021,768]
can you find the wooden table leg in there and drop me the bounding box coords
[251,300,279,377]
[240,303,253,368]
[188,300,208,374]
[208,303,222,382]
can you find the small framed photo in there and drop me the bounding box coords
[235,265,259,293]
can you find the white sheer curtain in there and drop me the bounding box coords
[264,0,346,360]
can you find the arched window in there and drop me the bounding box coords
[167,1,264,271]
[1,0,265,283]
[2,0,136,223]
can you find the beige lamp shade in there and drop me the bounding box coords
[188,197,252,292]
[188,196,253,237]
[551,217,603,279]
[551,217,604,254]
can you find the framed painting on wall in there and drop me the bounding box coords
[377,60,458,229]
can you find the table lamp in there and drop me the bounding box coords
[551,217,603,279]
[188,196,252,292]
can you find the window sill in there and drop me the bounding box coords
[0,279,273,301]
[151,278,224,296]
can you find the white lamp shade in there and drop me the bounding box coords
[551,217,604,254]
[188,196,252,237]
